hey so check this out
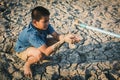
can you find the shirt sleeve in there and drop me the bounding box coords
[28,33,45,48]
[47,24,55,34]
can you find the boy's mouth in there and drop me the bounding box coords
[44,26,48,29]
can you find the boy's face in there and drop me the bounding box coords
[33,16,49,30]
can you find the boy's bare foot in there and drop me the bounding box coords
[24,62,32,78]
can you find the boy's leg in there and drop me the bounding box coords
[16,47,43,78]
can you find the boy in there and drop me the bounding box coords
[14,6,80,78]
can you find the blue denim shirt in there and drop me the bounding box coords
[14,22,55,52]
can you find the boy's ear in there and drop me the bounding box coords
[32,19,37,25]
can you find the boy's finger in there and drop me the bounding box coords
[75,36,80,41]
[71,39,75,44]
[70,36,75,39]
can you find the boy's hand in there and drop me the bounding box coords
[64,34,80,44]
[59,33,80,49]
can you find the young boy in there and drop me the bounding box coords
[14,6,80,78]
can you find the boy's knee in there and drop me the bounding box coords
[32,49,42,61]
[35,51,42,60]
[27,47,43,61]
[29,52,42,63]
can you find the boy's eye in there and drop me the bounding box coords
[44,20,49,23]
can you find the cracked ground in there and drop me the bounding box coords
[0,0,120,80]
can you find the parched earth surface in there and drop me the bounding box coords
[0,0,120,80]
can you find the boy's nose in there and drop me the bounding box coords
[46,22,49,26]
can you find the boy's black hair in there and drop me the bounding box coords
[31,6,50,21]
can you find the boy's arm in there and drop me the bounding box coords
[39,32,65,56]
[38,32,73,56]
[38,40,64,56]
[51,31,65,41]
[51,31,76,44]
